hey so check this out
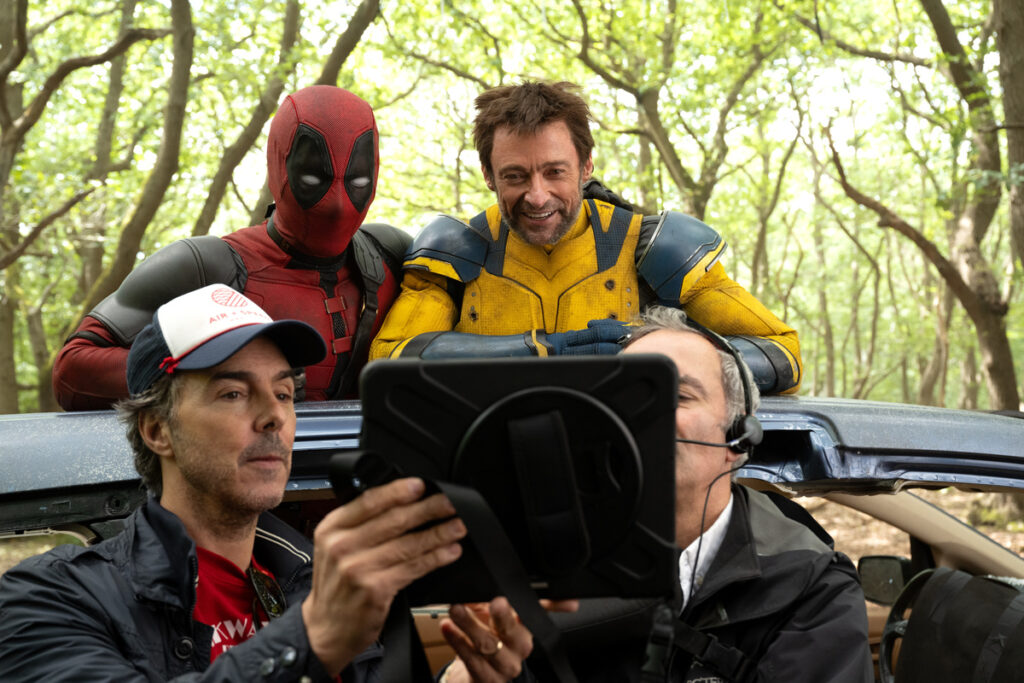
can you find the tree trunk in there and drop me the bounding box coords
[900,357,912,404]
[958,346,980,410]
[76,0,194,318]
[25,296,56,411]
[0,6,19,413]
[636,101,656,216]
[0,291,16,413]
[827,135,1019,410]
[972,306,1019,409]
[74,206,108,302]
[191,0,300,237]
[0,235,18,413]
[812,220,835,396]
[994,0,1024,267]
[74,0,136,300]
[918,286,953,406]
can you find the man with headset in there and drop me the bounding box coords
[543,306,872,682]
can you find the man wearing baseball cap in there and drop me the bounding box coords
[0,285,535,682]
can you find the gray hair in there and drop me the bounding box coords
[625,306,760,430]
[114,373,180,498]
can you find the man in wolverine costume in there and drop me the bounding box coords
[54,86,410,410]
[370,81,802,394]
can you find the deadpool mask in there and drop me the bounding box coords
[267,86,378,258]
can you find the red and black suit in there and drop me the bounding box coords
[53,86,409,409]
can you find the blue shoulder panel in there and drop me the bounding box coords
[635,211,725,303]
[406,214,489,282]
[470,211,510,277]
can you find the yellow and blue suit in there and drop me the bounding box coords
[370,199,801,394]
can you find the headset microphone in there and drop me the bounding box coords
[671,320,766,455]
[675,414,763,453]
[676,436,747,449]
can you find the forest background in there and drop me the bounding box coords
[1,0,1023,415]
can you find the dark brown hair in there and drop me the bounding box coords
[473,81,595,176]
[115,373,180,498]
[114,367,306,498]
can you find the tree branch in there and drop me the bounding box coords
[88,0,137,181]
[399,51,490,90]
[192,0,301,236]
[920,0,1000,245]
[316,0,379,86]
[3,27,171,148]
[571,0,639,97]
[791,12,932,67]
[75,0,192,322]
[0,187,95,270]
[0,0,29,129]
[919,0,987,116]
[825,126,987,314]
[701,31,774,198]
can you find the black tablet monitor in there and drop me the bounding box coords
[335,355,678,604]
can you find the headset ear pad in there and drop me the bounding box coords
[726,414,763,454]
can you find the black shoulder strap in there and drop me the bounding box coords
[437,480,581,682]
[670,621,755,681]
[330,450,581,682]
[335,230,392,398]
[640,606,755,683]
[375,590,435,683]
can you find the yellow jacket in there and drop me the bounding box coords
[371,200,801,394]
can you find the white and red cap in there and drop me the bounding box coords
[127,284,326,396]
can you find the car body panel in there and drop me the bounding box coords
[4,393,1019,548]
[4,395,1024,681]
[4,396,1024,539]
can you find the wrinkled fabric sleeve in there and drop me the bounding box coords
[753,559,874,683]
[0,558,341,683]
[199,607,340,682]
[52,316,130,411]
[679,262,802,394]
[369,270,460,360]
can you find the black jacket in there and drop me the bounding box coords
[0,499,381,682]
[547,485,873,682]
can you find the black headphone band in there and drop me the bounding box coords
[681,320,762,453]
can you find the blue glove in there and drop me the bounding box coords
[535,319,631,356]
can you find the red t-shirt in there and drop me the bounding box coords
[193,547,276,662]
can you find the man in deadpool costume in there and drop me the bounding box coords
[53,86,410,410]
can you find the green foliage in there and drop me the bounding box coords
[3,0,1021,413]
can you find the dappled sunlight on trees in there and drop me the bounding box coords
[1,0,1022,416]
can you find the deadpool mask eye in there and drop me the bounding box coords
[286,124,333,210]
[345,130,375,213]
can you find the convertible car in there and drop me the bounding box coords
[3,394,1024,681]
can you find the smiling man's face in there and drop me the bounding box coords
[484,120,593,246]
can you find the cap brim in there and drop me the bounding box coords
[175,320,327,373]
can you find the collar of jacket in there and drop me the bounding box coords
[125,498,314,613]
[681,485,762,626]
[683,485,839,630]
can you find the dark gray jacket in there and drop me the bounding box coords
[0,499,381,682]
[546,485,874,682]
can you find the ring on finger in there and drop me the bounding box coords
[479,639,503,656]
